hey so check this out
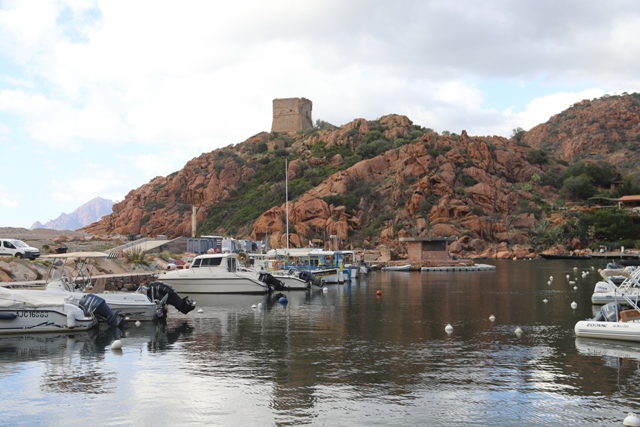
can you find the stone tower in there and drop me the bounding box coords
[271,98,313,132]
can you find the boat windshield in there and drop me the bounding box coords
[192,257,222,268]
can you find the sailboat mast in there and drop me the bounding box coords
[286,158,289,250]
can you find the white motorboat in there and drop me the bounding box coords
[158,253,272,294]
[0,287,122,334]
[591,265,640,305]
[40,252,196,320]
[381,264,412,271]
[575,302,640,342]
[46,278,197,320]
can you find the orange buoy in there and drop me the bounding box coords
[376,290,382,296]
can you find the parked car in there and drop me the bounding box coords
[0,238,40,260]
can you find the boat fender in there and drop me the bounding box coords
[0,312,18,320]
[65,304,83,328]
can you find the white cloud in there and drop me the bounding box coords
[505,89,607,132]
[0,192,19,208]
[1,0,640,228]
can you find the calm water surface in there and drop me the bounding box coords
[2,259,640,426]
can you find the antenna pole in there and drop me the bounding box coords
[286,159,289,250]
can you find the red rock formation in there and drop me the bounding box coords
[80,95,640,256]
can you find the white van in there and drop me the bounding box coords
[0,238,40,260]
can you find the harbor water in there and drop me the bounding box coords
[2,259,640,426]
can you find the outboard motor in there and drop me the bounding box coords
[259,273,286,291]
[79,294,125,327]
[596,302,622,322]
[607,262,620,269]
[147,281,196,316]
[298,270,324,288]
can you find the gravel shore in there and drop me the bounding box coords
[0,227,112,252]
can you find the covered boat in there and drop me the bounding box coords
[0,287,123,334]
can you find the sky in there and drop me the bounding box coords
[1,0,640,229]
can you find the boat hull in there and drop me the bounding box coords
[271,274,312,290]
[382,265,412,271]
[44,286,159,320]
[575,320,640,342]
[0,306,96,334]
[592,290,640,305]
[310,268,342,284]
[158,275,268,294]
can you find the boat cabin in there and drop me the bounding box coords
[190,253,239,272]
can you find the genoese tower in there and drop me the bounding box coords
[271,98,313,132]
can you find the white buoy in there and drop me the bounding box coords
[251,304,257,309]
[445,324,453,333]
[197,308,204,313]
[549,276,554,281]
[624,413,640,427]
[571,301,578,309]
[569,281,576,285]
[543,299,548,303]
[591,266,595,270]
[257,302,263,310]
[573,286,578,290]
[111,340,122,350]
[547,281,551,285]
[489,314,495,322]
[573,266,578,271]
[566,274,570,280]
[135,320,141,327]
[323,287,329,292]
[515,327,523,336]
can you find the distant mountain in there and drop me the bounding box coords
[31,197,114,231]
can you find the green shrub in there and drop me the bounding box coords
[123,247,150,265]
[562,175,595,200]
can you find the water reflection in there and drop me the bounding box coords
[0,320,194,396]
[5,260,640,425]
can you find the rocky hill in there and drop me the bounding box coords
[524,93,640,172]
[80,94,640,258]
[31,197,114,231]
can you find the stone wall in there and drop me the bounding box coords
[271,98,313,132]
[406,241,450,262]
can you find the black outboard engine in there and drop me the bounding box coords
[596,302,623,322]
[147,281,196,316]
[259,273,286,291]
[79,294,125,327]
[607,262,620,269]
[298,270,324,288]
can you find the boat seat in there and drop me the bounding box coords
[620,309,640,322]
[600,269,631,281]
